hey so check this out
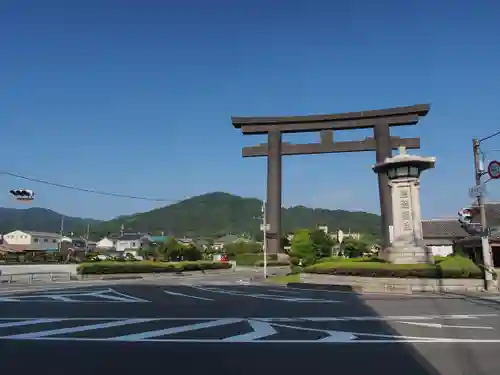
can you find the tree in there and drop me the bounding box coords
[161,238,185,261]
[183,244,202,261]
[342,238,369,258]
[309,229,334,259]
[290,229,315,265]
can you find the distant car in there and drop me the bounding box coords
[220,255,229,262]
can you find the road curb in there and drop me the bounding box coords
[287,282,364,293]
[99,275,144,280]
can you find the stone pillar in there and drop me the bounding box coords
[374,123,393,249]
[385,176,431,264]
[266,129,282,254]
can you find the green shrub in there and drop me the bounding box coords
[77,260,232,275]
[232,253,278,266]
[255,260,290,267]
[303,256,482,279]
[316,256,386,264]
[437,255,482,278]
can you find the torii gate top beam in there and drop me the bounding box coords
[232,104,430,134]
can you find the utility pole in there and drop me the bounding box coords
[58,215,65,253]
[261,200,268,279]
[473,138,496,291]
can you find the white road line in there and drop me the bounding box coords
[43,295,75,302]
[0,318,63,329]
[164,290,213,301]
[5,319,153,339]
[191,286,341,303]
[7,336,500,344]
[266,288,300,294]
[0,314,495,322]
[109,318,242,341]
[223,320,277,342]
[93,289,150,302]
[396,321,494,330]
[300,314,498,322]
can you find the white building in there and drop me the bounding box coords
[3,230,70,250]
[95,237,115,249]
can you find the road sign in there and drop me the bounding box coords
[260,224,270,231]
[487,160,500,179]
[469,185,485,198]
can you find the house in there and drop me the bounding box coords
[421,219,468,256]
[213,235,249,250]
[454,203,500,267]
[3,230,70,251]
[196,239,209,250]
[96,237,115,250]
[115,233,148,254]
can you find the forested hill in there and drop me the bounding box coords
[0,192,381,238]
[94,192,381,238]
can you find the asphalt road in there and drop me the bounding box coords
[1,278,500,375]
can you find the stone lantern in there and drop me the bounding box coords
[372,146,436,264]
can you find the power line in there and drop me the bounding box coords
[0,171,182,203]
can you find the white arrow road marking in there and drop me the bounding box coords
[164,290,213,301]
[396,321,494,330]
[109,318,243,341]
[223,320,278,342]
[5,319,153,339]
[259,321,357,342]
[0,288,149,303]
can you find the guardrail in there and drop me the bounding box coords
[0,271,72,284]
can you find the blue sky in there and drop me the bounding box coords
[0,0,499,220]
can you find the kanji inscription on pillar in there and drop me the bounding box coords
[399,188,412,232]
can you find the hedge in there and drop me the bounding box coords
[77,260,232,275]
[233,253,278,266]
[303,256,483,279]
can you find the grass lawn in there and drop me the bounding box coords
[265,274,301,284]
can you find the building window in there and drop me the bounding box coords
[34,238,39,243]
[131,242,136,247]
[44,238,48,243]
[52,239,57,243]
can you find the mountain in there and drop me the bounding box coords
[0,192,381,238]
[0,207,102,235]
[93,192,381,238]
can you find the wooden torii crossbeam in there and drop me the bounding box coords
[232,104,430,254]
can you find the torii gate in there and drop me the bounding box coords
[232,104,430,254]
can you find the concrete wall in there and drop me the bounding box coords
[0,264,78,276]
[301,273,489,293]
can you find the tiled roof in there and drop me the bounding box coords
[422,219,468,239]
[471,203,500,226]
[149,236,168,243]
